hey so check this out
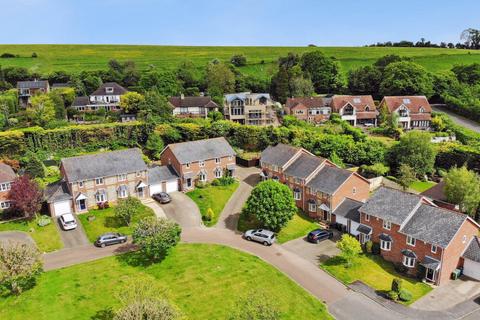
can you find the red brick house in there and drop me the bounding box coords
[357,187,480,285]
[284,97,331,124]
[330,95,377,126]
[0,163,16,211]
[260,144,370,225]
[378,96,432,130]
[160,137,236,191]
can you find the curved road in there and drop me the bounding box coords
[432,105,480,133]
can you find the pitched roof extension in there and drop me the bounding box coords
[333,198,363,223]
[148,165,179,184]
[169,96,218,109]
[284,153,325,180]
[306,165,353,195]
[90,82,128,96]
[260,144,300,168]
[165,137,235,164]
[381,96,432,113]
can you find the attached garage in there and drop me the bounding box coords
[53,200,72,216]
[462,236,480,280]
[148,165,179,196]
[332,198,364,237]
[45,181,73,217]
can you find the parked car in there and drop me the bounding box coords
[59,213,77,231]
[307,229,333,243]
[244,229,276,246]
[95,233,128,247]
[152,192,171,204]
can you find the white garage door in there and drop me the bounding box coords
[149,183,163,196]
[166,179,178,193]
[463,259,480,280]
[53,200,71,216]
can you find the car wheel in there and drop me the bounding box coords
[246,236,252,241]
[100,243,106,248]
[263,241,269,246]
[122,239,127,243]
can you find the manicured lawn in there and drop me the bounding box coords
[0,216,62,253]
[0,244,332,320]
[409,180,437,193]
[321,254,432,305]
[237,210,319,244]
[78,204,155,242]
[186,182,239,227]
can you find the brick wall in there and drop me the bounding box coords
[332,174,370,211]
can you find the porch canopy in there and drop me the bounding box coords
[379,233,393,242]
[401,249,417,259]
[420,256,441,270]
[319,203,330,212]
[356,224,372,235]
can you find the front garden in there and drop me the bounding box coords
[0,244,333,320]
[78,200,155,242]
[0,216,62,252]
[321,253,432,305]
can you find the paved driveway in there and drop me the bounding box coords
[0,231,35,246]
[161,192,202,228]
[432,105,480,133]
[56,216,90,248]
[282,231,341,265]
[142,199,167,219]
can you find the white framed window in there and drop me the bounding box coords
[352,187,357,194]
[431,244,437,254]
[199,161,205,167]
[215,158,221,164]
[383,220,391,230]
[215,169,222,178]
[186,163,191,169]
[118,174,127,181]
[308,202,316,212]
[0,182,11,191]
[95,177,104,185]
[406,235,416,247]
[380,240,391,251]
[95,192,107,203]
[293,190,301,200]
[118,186,128,198]
[228,156,234,161]
[199,172,207,182]
[365,214,370,222]
[403,256,416,268]
[0,201,11,209]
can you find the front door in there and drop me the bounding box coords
[186,178,192,188]
[426,268,436,282]
[137,187,144,198]
[77,199,86,211]
[323,210,329,221]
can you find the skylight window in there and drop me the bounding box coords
[403,98,411,104]
[353,98,361,104]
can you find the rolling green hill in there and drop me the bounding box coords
[0,45,479,79]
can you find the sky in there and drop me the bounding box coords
[0,0,478,46]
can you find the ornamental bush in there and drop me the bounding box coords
[399,289,413,302]
[391,278,403,293]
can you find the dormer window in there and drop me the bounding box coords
[106,87,114,93]
[419,107,425,113]
[365,106,370,111]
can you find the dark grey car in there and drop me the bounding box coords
[152,192,172,204]
[95,233,127,247]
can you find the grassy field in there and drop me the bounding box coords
[186,181,239,227]
[0,244,332,320]
[322,254,432,305]
[77,204,155,242]
[0,216,62,252]
[409,180,437,193]
[0,45,479,78]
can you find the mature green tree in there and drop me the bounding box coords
[228,290,280,320]
[444,166,480,217]
[132,217,181,262]
[139,71,180,96]
[206,61,235,98]
[0,241,42,295]
[138,90,172,121]
[451,63,480,85]
[176,60,201,91]
[290,76,315,97]
[114,197,142,226]
[243,180,297,231]
[230,54,247,67]
[8,176,43,219]
[81,74,103,94]
[347,65,382,97]
[270,66,290,103]
[389,131,436,177]
[461,28,480,49]
[397,164,416,191]
[23,152,46,179]
[120,92,145,114]
[26,94,55,126]
[145,132,165,160]
[300,51,344,93]
[380,61,434,97]
[373,54,410,71]
[336,234,362,267]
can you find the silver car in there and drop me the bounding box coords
[244,229,276,246]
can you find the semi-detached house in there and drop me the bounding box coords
[260,144,370,234]
[0,163,16,211]
[356,187,480,285]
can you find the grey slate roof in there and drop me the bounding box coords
[90,82,127,96]
[52,83,70,88]
[379,233,393,242]
[402,249,417,258]
[307,165,352,195]
[169,96,218,109]
[0,163,16,183]
[333,198,363,223]
[284,153,325,180]
[400,204,468,248]
[148,165,179,184]
[45,181,72,203]
[61,148,147,182]
[166,137,235,164]
[356,224,372,235]
[224,92,271,103]
[17,80,49,89]
[72,96,90,107]
[359,187,422,225]
[463,237,480,263]
[260,144,300,168]
[420,256,441,270]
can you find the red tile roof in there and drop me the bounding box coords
[381,96,432,113]
[0,163,15,183]
[285,97,327,110]
[330,95,376,113]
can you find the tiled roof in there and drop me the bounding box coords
[61,148,147,182]
[330,95,376,113]
[90,82,127,96]
[421,181,446,202]
[169,96,218,109]
[17,80,49,89]
[260,144,300,168]
[45,181,72,203]
[359,187,422,225]
[224,92,271,103]
[72,96,90,107]
[0,163,16,183]
[333,198,363,223]
[166,137,235,164]
[463,236,480,263]
[285,97,328,110]
[381,96,432,113]
[306,165,352,195]
[148,165,179,184]
[284,153,325,180]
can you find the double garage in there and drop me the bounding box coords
[148,165,180,196]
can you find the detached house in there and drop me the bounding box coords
[17,80,50,106]
[0,163,16,211]
[224,92,276,126]
[330,95,377,126]
[72,82,128,112]
[284,97,331,124]
[378,96,432,130]
[160,137,236,191]
[356,187,480,285]
[260,144,370,226]
[168,95,219,119]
